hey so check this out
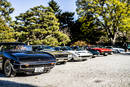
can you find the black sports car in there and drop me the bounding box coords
[0,42,56,77]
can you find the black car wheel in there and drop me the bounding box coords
[110,52,113,55]
[4,60,16,77]
[92,55,96,58]
[103,53,108,56]
[62,61,67,64]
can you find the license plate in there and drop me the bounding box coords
[34,67,44,72]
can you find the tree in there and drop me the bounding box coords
[48,0,75,36]
[59,12,74,28]
[0,17,16,42]
[70,18,105,44]
[0,0,14,22]
[70,20,84,42]
[48,0,61,16]
[59,12,75,36]
[12,5,70,46]
[76,0,130,45]
[78,13,105,44]
[0,0,15,42]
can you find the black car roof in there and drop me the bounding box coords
[0,42,26,45]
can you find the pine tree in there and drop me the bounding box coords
[0,0,14,22]
[12,5,70,45]
[0,17,15,42]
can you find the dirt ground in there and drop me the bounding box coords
[0,54,130,87]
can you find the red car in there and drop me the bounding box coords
[92,46,113,56]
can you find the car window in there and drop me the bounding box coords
[0,45,32,52]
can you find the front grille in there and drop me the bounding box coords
[19,57,49,62]
[21,64,54,69]
[54,54,68,58]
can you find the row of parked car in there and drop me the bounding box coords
[0,42,125,77]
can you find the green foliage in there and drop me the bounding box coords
[48,0,61,15]
[71,41,88,46]
[59,12,75,28]
[79,14,105,43]
[70,20,84,42]
[0,0,15,42]
[76,0,129,44]
[48,0,74,37]
[12,5,70,45]
[0,0,14,22]
[0,17,16,42]
[70,17,105,44]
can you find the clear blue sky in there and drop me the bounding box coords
[8,0,78,20]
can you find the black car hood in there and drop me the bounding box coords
[8,51,55,62]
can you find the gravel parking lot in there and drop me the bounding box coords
[0,54,130,87]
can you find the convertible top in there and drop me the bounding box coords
[0,42,26,45]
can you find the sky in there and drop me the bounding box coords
[8,0,78,20]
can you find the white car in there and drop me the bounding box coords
[61,46,93,61]
[105,46,125,53]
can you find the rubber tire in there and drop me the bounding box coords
[62,61,67,64]
[110,52,113,55]
[92,55,96,58]
[103,53,108,56]
[4,60,16,77]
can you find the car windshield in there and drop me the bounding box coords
[0,45,32,52]
[41,46,55,51]
[54,47,61,51]
[60,46,73,51]
[71,46,85,51]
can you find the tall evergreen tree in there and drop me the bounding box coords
[0,0,14,22]
[0,17,15,42]
[48,0,75,36]
[48,0,61,16]
[12,5,70,45]
[0,0,15,42]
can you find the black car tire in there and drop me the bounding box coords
[92,55,96,58]
[62,61,67,64]
[103,53,108,56]
[110,52,113,55]
[4,60,16,77]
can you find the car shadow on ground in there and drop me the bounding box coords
[0,70,42,78]
[119,52,130,55]
[0,80,37,87]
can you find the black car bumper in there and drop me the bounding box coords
[13,62,56,74]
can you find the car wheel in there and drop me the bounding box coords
[4,60,16,77]
[92,55,96,58]
[103,53,108,56]
[62,61,67,64]
[70,58,75,61]
[110,52,113,55]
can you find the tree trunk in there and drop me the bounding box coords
[110,33,117,46]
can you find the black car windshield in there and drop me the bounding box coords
[41,46,55,51]
[0,45,32,52]
[60,46,72,51]
[71,46,85,51]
